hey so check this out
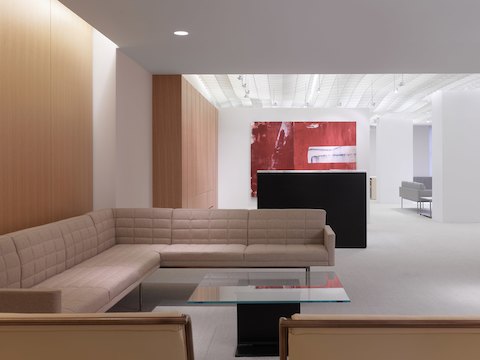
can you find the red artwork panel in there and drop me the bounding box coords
[251,121,356,196]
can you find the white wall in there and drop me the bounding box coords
[218,108,370,209]
[92,30,117,209]
[432,90,480,222]
[369,126,377,176]
[413,125,432,176]
[93,32,153,209]
[115,50,152,207]
[376,115,413,204]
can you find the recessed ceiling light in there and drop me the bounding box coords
[174,30,189,36]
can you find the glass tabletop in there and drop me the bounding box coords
[188,271,350,304]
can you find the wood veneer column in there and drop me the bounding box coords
[181,78,218,208]
[152,75,218,209]
[152,75,183,208]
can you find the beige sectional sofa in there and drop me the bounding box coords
[0,208,334,313]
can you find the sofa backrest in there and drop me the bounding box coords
[114,208,173,244]
[0,236,21,288]
[172,209,249,245]
[401,181,425,190]
[9,223,66,288]
[248,209,326,245]
[88,209,116,252]
[58,215,98,269]
[413,176,432,190]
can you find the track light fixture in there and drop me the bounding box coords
[370,79,376,108]
[393,74,399,94]
[336,76,342,107]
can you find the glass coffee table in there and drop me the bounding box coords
[188,271,350,357]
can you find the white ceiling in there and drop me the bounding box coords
[184,73,480,124]
[60,0,480,74]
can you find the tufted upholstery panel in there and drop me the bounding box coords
[0,236,21,288]
[172,209,249,245]
[114,208,173,244]
[10,224,66,288]
[88,209,116,253]
[58,215,98,269]
[247,209,326,245]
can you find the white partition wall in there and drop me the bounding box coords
[115,50,152,207]
[432,90,480,222]
[93,33,153,209]
[413,125,432,177]
[93,30,117,209]
[369,126,377,176]
[376,115,413,204]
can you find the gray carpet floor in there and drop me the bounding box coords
[112,202,480,359]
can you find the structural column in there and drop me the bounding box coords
[376,115,413,204]
[432,90,480,222]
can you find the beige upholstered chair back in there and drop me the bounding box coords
[172,209,249,245]
[114,208,173,244]
[247,209,326,245]
[0,312,194,360]
[280,314,480,360]
[0,236,21,288]
[9,223,66,288]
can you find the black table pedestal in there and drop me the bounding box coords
[235,303,300,357]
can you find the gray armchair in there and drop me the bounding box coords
[399,181,432,208]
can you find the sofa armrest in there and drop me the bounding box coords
[323,225,335,266]
[0,289,62,313]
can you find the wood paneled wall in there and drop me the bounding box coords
[0,0,93,234]
[152,76,183,207]
[152,76,218,209]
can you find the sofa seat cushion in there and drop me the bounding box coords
[160,244,246,262]
[244,244,328,262]
[75,245,164,275]
[58,287,110,313]
[32,265,141,300]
